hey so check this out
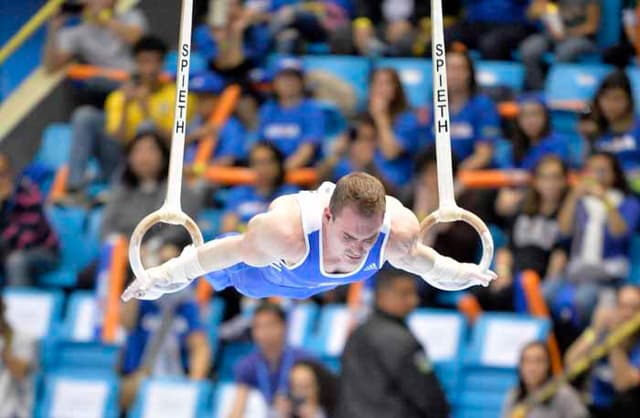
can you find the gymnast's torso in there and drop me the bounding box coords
[206,182,392,298]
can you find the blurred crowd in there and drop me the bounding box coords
[2,0,640,417]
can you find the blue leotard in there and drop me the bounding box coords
[205,182,392,299]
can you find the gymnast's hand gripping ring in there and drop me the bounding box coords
[124,0,204,301]
[420,0,494,273]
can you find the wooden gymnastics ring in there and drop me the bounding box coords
[421,0,494,273]
[125,0,204,300]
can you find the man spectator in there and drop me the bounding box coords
[336,267,450,418]
[447,0,533,60]
[257,57,325,169]
[43,0,147,73]
[65,35,194,199]
[228,302,314,418]
[0,154,59,286]
[119,283,211,411]
[565,285,640,418]
[0,295,38,418]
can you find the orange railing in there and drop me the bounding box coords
[101,235,128,343]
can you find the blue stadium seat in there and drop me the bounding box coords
[287,302,319,348]
[407,309,466,404]
[375,58,433,108]
[45,341,121,376]
[40,206,97,287]
[34,124,72,170]
[302,55,372,110]
[545,63,613,103]
[628,234,640,285]
[596,0,622,49]
[164,50,207,77]
[129,378,212,418]
[62,290,98,342]
[2,287,64,340]
[317,100,348,139]
[212,383,268,418]
[197,208,224,241]
[204,297,226,358]
[305,304,352,371]
[476,60,525,92]
[36,371,120,418]
[627,67,640,115]
[217,342,254,382]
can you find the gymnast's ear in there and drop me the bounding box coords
[323,207,333,223]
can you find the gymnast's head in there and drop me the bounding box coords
[323,173,386,265]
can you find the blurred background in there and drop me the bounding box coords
[1,0,640,417]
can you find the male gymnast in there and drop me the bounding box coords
[122,172,496,301]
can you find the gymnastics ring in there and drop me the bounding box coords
[124,0,204,300]
[422,0,494,273]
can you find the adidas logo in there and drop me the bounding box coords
[364,263,378,272]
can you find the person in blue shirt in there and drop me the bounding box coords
[119,287,211,409]
[545,152,640,329]
[258,57,325,168]
[221,141,299,233]
[366,68,420,189]
[184,72,246,166]
[565,285,640,418]
[426,47,500,169]
[497,94,570,170]
[193,0,270,81]
[229,302,315,416]
[592,71,640,188]
[446,0,533,60]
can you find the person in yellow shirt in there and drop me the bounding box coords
[66,35,195,200]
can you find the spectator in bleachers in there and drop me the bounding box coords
[276,360,338,418]
[0,154,59,286]
[66,35,192,199]
[193,0,270,82]
[545,152,640,328]
[101,131,202,241]
[591,71,640,189]
[221,141,299,233]
[336,267,449,418]
[565,285,640,418]
[484,156,569,311]
[119,286,211,410]
[501,341,588,418]
[446,0,533,61]
[0,295,38,418]
[185,72,246,167]
[603,3,638,68]
[267,0,350,54]
[228,302,315,418]
[43,0,148,73]
[330,0,428,57]
[498,94,570,170]
[520,0,600,91]
[258,57,325,169]
[425,46,499,169]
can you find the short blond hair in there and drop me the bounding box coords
[329,172,386,218]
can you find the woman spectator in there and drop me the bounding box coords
[276,360,338,418]
[498,95,570,170]
[101,131,202,241]
[520,0,600,91]
[545,152,640,328]
[258,57,325,169]
[426,46,500,169]
[359,68,420,189]
[483,156,569,311]
[220,142,299,233]
[501,341,588,418]
[591,71,640,189]
[0,153,59,286]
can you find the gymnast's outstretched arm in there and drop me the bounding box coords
[385,198,496,291]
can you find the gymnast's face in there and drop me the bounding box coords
[324,205,383,266]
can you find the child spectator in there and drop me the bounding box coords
[0,154,59,286]
[498,95,570,170]
[185,72,246,167]
[221,142,299,233]
[258,57,325,169]
[501,341,588,418]
[425,46,500,169]
[520,0,600,90]
[546,153,640,328]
